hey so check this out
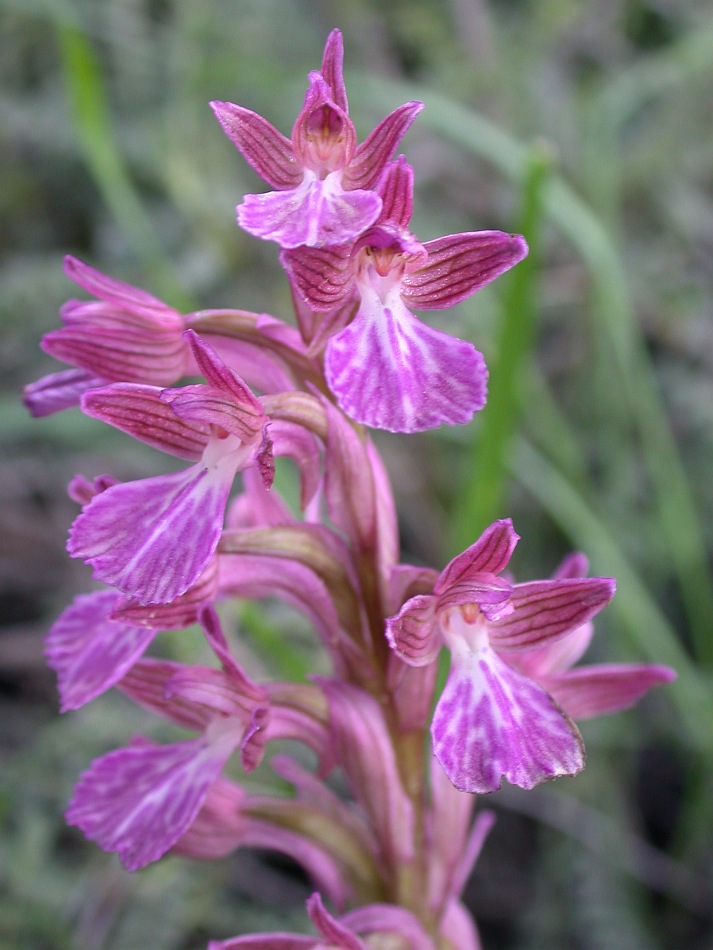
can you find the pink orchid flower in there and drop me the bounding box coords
[387,519,674,794]
[210,29,422,248]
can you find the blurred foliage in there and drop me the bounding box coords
[1,0,712,947]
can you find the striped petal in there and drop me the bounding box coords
[238,172,381,249]
[66,719,240,871]
[325,291,487,432]
[432,641,584,794]
[45,590,156,711]
[68,440,243,604]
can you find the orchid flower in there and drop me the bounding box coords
[23,256,189,416]
[211,29,422,248]
[283,157,528,432]
[387,519,673,793]
[68,330,273,605]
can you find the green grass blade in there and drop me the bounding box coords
[55,25,190,308]
[450,142,550,554]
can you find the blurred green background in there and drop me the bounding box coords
[1,1,712,947]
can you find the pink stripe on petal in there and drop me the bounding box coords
[23,368,105,417]
[437,520,519,593]
[432,647,584,794]
[69,454,238,605]
[64,256,170,313]
[45,590,156,711]
[375,156,414,229]
[238,174,381,249]
[344,101,424,192]
[402,232,528,310]
[209,101,301,189]
[489,577,616,651]
[321,29,348,112]
[66,721,240,870]
[183,330,264,424]
[386,594,441,667]
[281,244,354,310]
[82,383,207,459]
[118,658,214,731]
[325,294,487,433]
[543,663,676,720]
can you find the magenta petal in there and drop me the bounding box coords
[209,935,314,949]
[238,174,381,249]
[82,383,207,460]
[306,893,365,949]
[64,255,169,314]
[209,101,301,189]
[320,29,348,112]
[66,721,240,870]
[344,101,424,192]
[281,244,354,311]
[543,663,677,720]
[432,646,584,793]
[402,232,528,310]
[437,520,519,592]
[386,594,441,667]
[375,155,414,229]
[23,368,105,417]
[325,294,487,432]
[45,590,156,711]
[41,309,186,386]
[489,577,616,651]
[68,458,237,605]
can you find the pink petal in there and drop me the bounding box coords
[42,306,187,386]
[66,720,241,870]
[238,173,381,248]
[375,155,414,229]
[180,330,264,435]
[45,590,156,711]
[63,255,170,314]
[111,557,219,629]
[68,454,238,605]
[172,777,247,860]
[402,232,528,310]
[432,645,584,793]
[321,29,348,112]
[307,892,365,949]
[82,383,207,460]
[512,621,595,678]
[291,74,356,173]
[209,101,301,189]
[343,101,424,192]
[437,520,519,593]
[117,658,214,732]
[325,292,487,432]
[281,243,354,311]
[386,594,441,667]
[439,900,483,950]
[542,663,677,720]
[489,577,616,651]
[23,368,105,417]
